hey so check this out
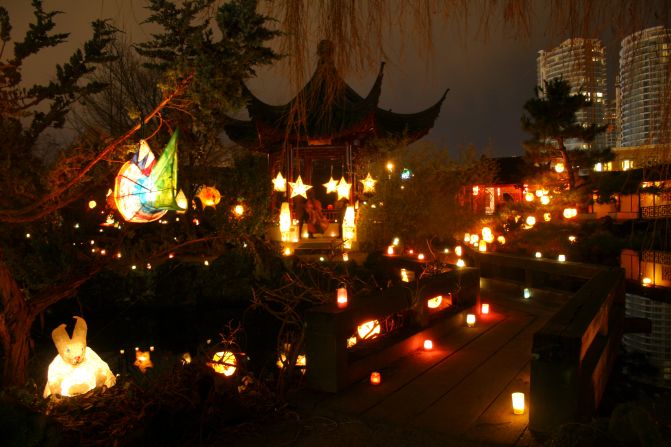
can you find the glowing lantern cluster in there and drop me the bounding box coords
[114,132,186,223]
[208,351,237,376]
[357,320,381,340]
[44,317,116,398]
[563,208,578,219]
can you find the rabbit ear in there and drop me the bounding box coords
[51,324,70,355]
[72,316,87,346]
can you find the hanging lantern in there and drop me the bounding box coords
[195,185,221,208]
[272,172,287,192]
[525,192,534,202]
[208,351,237,376]
[232,204,245,217]
[114,131,186,223]
[360,173,377,193]
[336,177,352,201]
[323,176,338,194]
[357,320,381,340]
[289,175,312,199]
[525,216,536,227]
[44,317,116,398]
[88,200,97,209]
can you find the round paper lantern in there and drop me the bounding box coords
[196,185,221,208]
[209,351,237,376]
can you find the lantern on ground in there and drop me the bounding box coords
[512,392,525,414]
[563,208,577,219]
[370,371,381,385]
[342,206,356,249]
[481,303,490,314]
[342,252,349,262]
[455,246,462,257]
[279,202,291,240]
[466,314,476,327]
[337,287,348,308]
[568,235,576,243]
[535,251,542,258]
[497,235,506,244]
[478,240,487,252]
[523,288,531,299]
[44,317,116,398]
[642,277,652,286]
[418,253,425,260]
[423,340,433,350]
[456,259,465,268]
[525,216,536,227]
[387,245,395,255]
[134,350,153,373]
[427,295,443,309]
[558,254,566,262]
[209,351,237,376]
[464,233,470,243]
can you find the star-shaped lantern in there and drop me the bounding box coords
[336,177,351,201]
[323,176,338,194]
[360,173,377,193]
[289,175,312,199]
[272,172,287,192]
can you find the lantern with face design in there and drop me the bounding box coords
[44,317,116,398]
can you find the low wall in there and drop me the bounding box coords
[305,264,479,392]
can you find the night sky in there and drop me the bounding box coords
[4,1,668,157]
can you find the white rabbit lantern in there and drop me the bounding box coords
[44,316,116,398]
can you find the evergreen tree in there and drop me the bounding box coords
[521,78,607,190]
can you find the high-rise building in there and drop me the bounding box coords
[618,26,671,148]
[537,38,608,150]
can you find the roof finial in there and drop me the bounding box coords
[317,40,335,64]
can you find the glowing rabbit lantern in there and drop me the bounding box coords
[44,317,116,398]
[195,185,221,209]
[342,205,356,249]
[114,131,186,223]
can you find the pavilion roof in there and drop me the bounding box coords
[223,40,447,153]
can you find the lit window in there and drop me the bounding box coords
[622,160,633,171]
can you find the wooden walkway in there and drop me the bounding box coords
[289,278,570,446]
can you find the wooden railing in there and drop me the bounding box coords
[475,252,625,435]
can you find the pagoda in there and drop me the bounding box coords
[224,40,448,210]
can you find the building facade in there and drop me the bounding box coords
[537,38,608,150]
[619,26,671,148]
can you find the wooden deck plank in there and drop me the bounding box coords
[362,309,534,424]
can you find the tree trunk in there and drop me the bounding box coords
[557,138,575,190]
[0,256,32,387]
[0,312,32,387]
